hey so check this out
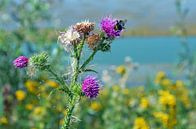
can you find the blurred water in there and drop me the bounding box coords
[93,37,196,65]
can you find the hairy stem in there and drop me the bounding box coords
[47,68,71,95]
[72,35,86,83]
[80,50,97,72]
[61,97,75,129]
[62,35,86,129]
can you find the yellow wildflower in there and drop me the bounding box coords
[15,90,26,101]
[128,99,136,107]
[160,78,172,87]
[175,80,184,88]
[63,110,67,116]
[0,116,8,125]
[116,65,126,76]
[101,89,109,97]
[59,119,64,125]
[171,80,184,90]
[159,90,176,107]
[122,88,129,95]
[90,102,102,112]
[112,85,120,92]
[33,106,46,116]
[25,104,34,110]
[133,117,149,129]
[154,71,166,84]
[153,112,169,127]
[25,80,38,93]
[46,80,59,88]
[139,97,149,109]
[56,105,63,112]
[174,80,191,108]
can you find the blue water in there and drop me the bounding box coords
[93,37,196,65]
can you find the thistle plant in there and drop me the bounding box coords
[13,17,126,129]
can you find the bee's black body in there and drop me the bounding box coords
[114,20,127,31]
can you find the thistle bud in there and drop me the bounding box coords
[29,52,50,70]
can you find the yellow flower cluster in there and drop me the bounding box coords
[46,80,59,88]
[159,90,176,107]
[25,80,38,93]
[116,65,126,76]
[133,117,149,129]
[122,88,129,95]
[160,78,172,87]
[15,90,26,101]
[154,71,166,84]
[0,117,8,125]
[25,104,34,110]
[33,106,46,116]
[175,80,191,108]
[153,112,169,127]
[90,102,102,112]
[139,97,149,109]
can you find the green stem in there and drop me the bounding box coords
[47,68,71,95]
[80,50,97,72]
[62,35,86,129]
[61,96,76,129]
[72,35,86,83]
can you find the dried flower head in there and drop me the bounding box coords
[100,16,124,38]
[74,20,95,34]
[87,34,100,49]
[58,27,80,51]
[82,76,100,98]
[13,56,29,68]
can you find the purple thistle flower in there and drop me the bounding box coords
[82,76,100,99]
[100,16,122,38]
[13,56,29,68]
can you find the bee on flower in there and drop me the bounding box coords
[100,16,125,38]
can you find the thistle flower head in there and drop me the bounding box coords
[13,56,29,68]
[82,76,100,99]
[100,16,124,38]
[74,20,95,34]
[58,27,80,51]
[87,34,100,49]
[29,52,50,70]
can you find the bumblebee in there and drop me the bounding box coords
[114,19,127,31]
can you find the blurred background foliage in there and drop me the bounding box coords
[0,0,196,129]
